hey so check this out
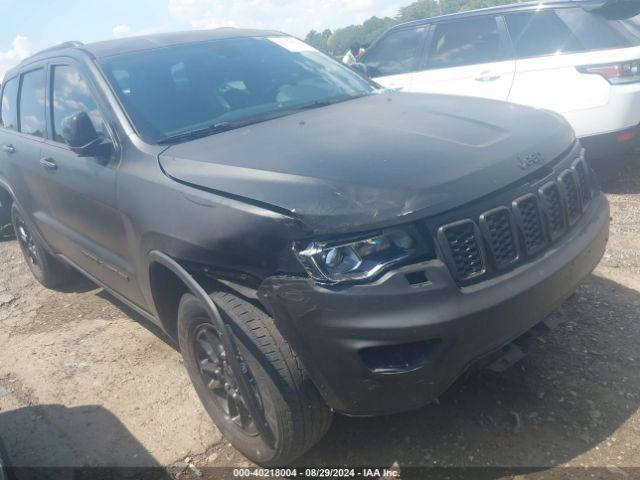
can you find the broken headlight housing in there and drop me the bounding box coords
[293,226,432,285]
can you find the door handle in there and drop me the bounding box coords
[2,144,15,154]
[475,72,502,82]
[40,157,58,171]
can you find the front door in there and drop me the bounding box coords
[39,61,141,303]
[364,26,429,92]
[410,16,516,101]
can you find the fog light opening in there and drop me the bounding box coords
[359,339,443,374]
[405,271,429,286]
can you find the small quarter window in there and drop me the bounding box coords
[19,69,46,138]
[0,76,19,131]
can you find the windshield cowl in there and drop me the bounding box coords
[156,92,374,145]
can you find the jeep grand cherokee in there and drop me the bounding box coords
[0,30,609,464]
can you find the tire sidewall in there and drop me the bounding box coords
[177,294,282,464]
[11,206,49,284]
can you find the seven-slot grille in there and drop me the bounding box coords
[439,156,594,283]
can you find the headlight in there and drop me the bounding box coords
[293,226,432,285]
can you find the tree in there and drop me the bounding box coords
[324,16,396,57]
[305,29,333,53]
[397,0,441,22]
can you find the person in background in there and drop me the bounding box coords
[342,44,362,66]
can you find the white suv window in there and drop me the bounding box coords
[427,16,503,69]
[506,10,584,58]
[556,8,640,50]
[363,27,427,77]
[507,8,640,59]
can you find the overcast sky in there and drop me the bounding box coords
[0,0,410,80]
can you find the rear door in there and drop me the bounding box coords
[362,26,428,91]
[0,76,19,188]
[410,15,515,100]
[0,67,57,237]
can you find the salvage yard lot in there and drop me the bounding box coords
[0,156,639,476]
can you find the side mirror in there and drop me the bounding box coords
[62,111,112,158]
[351,62,370,77]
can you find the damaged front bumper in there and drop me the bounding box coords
[258,193,610,416]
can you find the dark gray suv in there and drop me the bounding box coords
[0,29,609,465]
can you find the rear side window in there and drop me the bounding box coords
[19,69,46,138]
[51,65,105,144]
[363,27,427,77]
[506,10,584,58]
[506,8,640,59]
[428,17,504,69]
[0,77,19,130]
[555,8,640,50]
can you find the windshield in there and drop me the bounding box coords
[99,36,375,144]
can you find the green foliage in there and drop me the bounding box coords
[306,0,522,57]
[326,16,397,58]
[304,29,332,53]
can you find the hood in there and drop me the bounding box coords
[159,92,575,234]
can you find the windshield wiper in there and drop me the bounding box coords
[157,93,372,145]
[289,93,371,112]
[158,122,239,145]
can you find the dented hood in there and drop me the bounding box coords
[159,92,574,234]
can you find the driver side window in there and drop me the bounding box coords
[363,27,427,77]
[51,65,105,145]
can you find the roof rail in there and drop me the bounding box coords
[21,41,84,63]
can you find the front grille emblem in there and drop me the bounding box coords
[517,152,543,171]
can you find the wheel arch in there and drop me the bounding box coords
[146,250,275,444]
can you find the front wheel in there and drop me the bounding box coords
[177,291,332,465]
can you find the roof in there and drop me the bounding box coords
[81,28,286,58]
[386,0,608,30]
[16,28,286,70]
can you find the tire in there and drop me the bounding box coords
[178,291,332,465]
[0,197,11,235]
[11,205,78,289]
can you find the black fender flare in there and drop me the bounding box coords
[147,250,275,446]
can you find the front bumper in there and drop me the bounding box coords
[259,193,609,416]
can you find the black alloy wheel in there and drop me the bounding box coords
[193,323,264,436]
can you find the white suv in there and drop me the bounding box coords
[358,0,640,170]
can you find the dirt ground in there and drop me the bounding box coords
[0,156,639,479]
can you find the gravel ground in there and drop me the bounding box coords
[0,156,639,479]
